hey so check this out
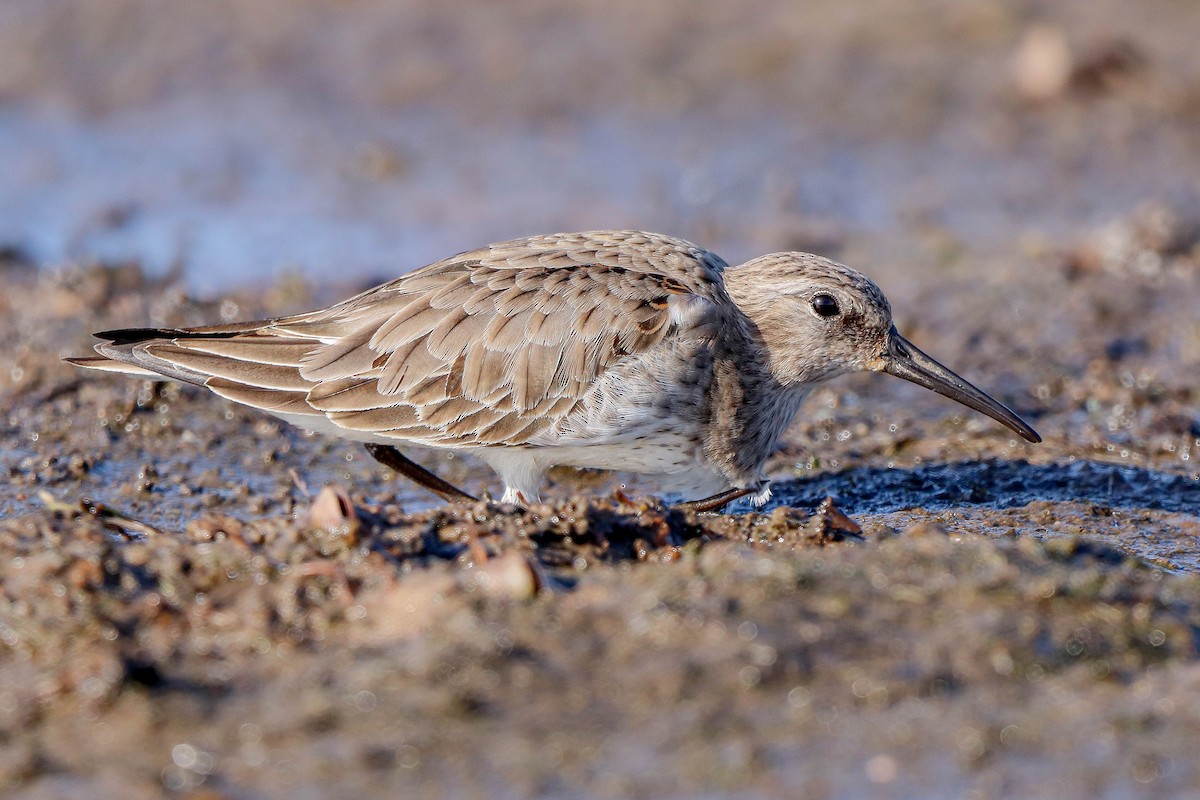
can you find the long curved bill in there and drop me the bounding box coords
[880,329,1041,443]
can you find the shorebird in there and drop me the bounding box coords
[69,231,1039,511]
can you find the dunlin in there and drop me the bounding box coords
[69,231,1039,510]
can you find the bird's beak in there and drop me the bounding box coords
[879,328,1041,443]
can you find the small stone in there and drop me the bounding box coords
[1011,24,1072,101]
[467,551,541,600]
[903,521,952,538]
[793,497,864,544]
[306,485,360,542]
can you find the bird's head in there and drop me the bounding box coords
[725,252,1040,443]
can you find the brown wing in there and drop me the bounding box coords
[80,231,729,447]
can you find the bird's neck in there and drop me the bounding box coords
[700,281,812,486]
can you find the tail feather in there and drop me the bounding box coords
[70,324,327,400]
[93,341,214,387]
[139,343,314,391]
[69,313,343,422]
[94,319,283,344]
[63,355,164,379]
[170,337,313,367]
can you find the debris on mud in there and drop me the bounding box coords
[3,199,1200,800]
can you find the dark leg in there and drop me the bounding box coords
[364,444,478,503]
[676,485,759,514]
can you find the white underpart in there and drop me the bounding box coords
[273,409,734,503]
[476,433,730,503]
[473,450,545,504]
[666,290,713,327]
[534,373,668,445]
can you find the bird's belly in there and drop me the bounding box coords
[274,407,730,500]
[532,433,729,499]
[543,432,697,473]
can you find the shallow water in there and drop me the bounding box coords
[4,97,1195,296]
[4,0,1200,295]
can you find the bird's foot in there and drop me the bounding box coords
[676,480,769,514]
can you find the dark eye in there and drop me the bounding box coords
[811,293,840,318]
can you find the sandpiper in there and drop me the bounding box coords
[69,230,1039,511]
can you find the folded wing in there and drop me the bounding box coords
[69,231,728,447]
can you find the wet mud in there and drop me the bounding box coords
[3,218,1199,800]
[3,0,1200,798]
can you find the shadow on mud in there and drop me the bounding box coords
[765,460,1200,516]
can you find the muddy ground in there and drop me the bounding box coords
[3,1,1200,798]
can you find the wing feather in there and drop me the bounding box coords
[425,307,489,361]
[370,299,443,352]
[208,378,319,415]
[405,373,452,406]
[298,333,377,380]
[174,338,313,366]
[378,340,444,395]
[143,344,312,391]
[76,231,730,448]
[307,377,392,411]
[328,404,425,432]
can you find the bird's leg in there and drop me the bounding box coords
[364,444,478,503]
[676,485,759,514]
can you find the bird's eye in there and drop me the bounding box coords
[811,293,840,318]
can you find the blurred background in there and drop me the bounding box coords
[3,0,1199,294]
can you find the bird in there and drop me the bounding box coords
[68,230,1040,511]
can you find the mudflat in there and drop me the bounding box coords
[2,0,1200,797]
